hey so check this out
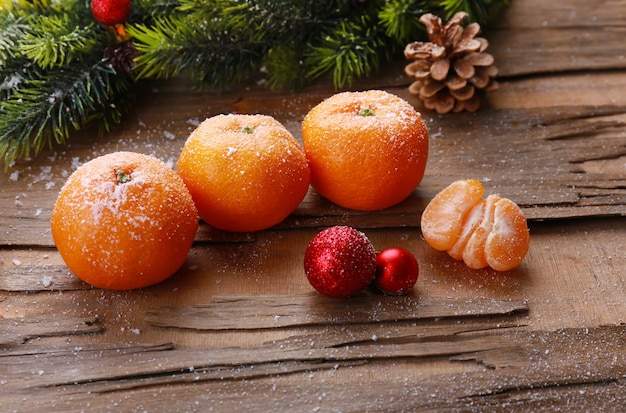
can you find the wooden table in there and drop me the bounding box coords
[2,1,625,411]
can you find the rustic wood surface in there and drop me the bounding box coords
[1,0,625,411]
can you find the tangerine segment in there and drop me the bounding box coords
[177,114,310,232]
[462,194,498,269]
[421,179,530,271]
[420,179,484,251]
[302,90,428,211]
[447,198,484,261]
[485,197,530,271]
[51,152,199,290]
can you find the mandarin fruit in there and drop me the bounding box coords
[50,151,199,290]
[421,179,530,271]
[301,90,428,211]
[177,114,310,232]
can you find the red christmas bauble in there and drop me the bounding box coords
[91,0,132,27]
[373,247,419,295]
[304,226,376,299]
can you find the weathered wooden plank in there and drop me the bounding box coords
[0,316,101,346]
[1,317,524,392]
[145,293,529,331]
[492,27,626,77]
[6,336,516,391]
[490,0,626,76]
[496,0,626,29]
[0,264,91,292]
[3,325,626,412]
[9,378,626,413]
[0,341,174,358]
[0,2,625,412]
[267,318,527,351]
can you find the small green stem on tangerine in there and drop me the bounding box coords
[116,169,132,184]
[241,125,255,134]
[358,106,375,116]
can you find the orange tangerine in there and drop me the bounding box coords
[50,151,199,290]
[177,114,310,232]
[301,90,429,211]
[420,179,484,251]
[421,179,530,271]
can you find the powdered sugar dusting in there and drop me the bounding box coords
[80,168,150,227]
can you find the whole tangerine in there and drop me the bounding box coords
[177,114,310,232]
[301,90,429,211]
[421,179,530,271]
[50,151,199,290]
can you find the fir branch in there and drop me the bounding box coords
[306,15,388,89]
[378,0,428,43]
[134,0,183,18]
[19,15,101,70]
[0,59,36,101]
[1,0,512,167]
[263,46,307,91]
[212,0,345,44]
[129,15,264,89]
[0,13,29,68]
[131,0,353,90]
[0,60,132,166]
[129,16,206,79]
[440,0,509,26]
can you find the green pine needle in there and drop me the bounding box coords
[0,60,131,167]
[0,14,28,67]
[306,17,387,89]
[441,0,510,26]
[19,15,100,70]
[1,0,510,167]
[129,16,263,89]
[378,0,427,43]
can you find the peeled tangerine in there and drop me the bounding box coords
[421,179,530,271]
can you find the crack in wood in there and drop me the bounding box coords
[0,316,102,346]
[538,119,625,141]
[476,377,620,396]
[4,325,626,412]
[144,294,530,331]
[0,264,91,292]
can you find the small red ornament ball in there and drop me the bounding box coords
[304,226,377,299]
[373,247,419,295]
[91,0,132,27]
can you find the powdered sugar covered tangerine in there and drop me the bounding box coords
[302,90,429,211]
[177,114,310,232]
[50,151,198,290]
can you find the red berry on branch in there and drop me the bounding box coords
[304,226,377,299]
[373,247,419,296]
[91,0,132,27]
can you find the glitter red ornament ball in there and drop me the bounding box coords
[91,0,132,27]
[304,226,377,299]
[373,247,419,295]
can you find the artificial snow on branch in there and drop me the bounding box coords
[0,0,509,167]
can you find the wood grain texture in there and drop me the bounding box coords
[3,325,626,412]
[145,293,529,330]
[0,316,101,345]
[1,0,626,411]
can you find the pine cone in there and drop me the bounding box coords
[404,12,498,114]
[104,40,139,75]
